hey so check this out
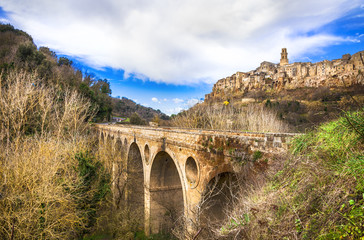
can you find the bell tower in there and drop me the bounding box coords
[280,48,289,66]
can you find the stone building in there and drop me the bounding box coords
[205,48,364,101]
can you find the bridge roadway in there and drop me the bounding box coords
[96,124,298,236]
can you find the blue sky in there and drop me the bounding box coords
[0,1,363,115]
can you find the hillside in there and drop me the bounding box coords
[0,23,169,123]
[200,48,364,131]
[0,23,114,122]
[191,108,363,239]
[0,24,115,239]
[169,49,364,239]
[206,48,364,101]
[112,97,170,122]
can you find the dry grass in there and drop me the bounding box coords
[0,70,110,239]
[0,136,94,239]
[211,110,364,239]
[172,102,291,133]
[0,70,95,144]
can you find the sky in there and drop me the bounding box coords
[0,0,364,115]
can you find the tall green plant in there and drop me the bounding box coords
[73,152,111,235]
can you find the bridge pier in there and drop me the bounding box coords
[144,184,151,236]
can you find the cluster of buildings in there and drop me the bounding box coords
[205,48,364,101]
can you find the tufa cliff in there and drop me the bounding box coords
[205,48,364,101]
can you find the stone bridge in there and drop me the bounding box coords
[96,124,297,236]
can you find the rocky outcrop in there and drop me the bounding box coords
[205,49,364,101]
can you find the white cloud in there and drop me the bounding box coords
[173,98,184,104]
[1,0,362,85]
[165,107,184,115]
[151,97,159,103]
[0,18,10,24]
[163,98,167,102]
[187,98,200,107]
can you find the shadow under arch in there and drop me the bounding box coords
[126,142,144,229]
[149,151,184,234]
[199,171,238,237]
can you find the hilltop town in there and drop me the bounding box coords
[205,48,364,101]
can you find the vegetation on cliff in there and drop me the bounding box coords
[171,102,291,133]
[206,109,363,239]
[0,23,113,122]
[0,70,113,239]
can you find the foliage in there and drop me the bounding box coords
[73,151,110,235]
[0,23,33,41]
[58,56,73,66]
[252,150,263,162]
[0,71,94,142]
[289,109,364,239]
[172,102,291,132]
[0,135,109,239]
[0,69,111,239]
[112,97,169,122]
[213,109,363,239]
[130,112,147,125]
[0,23,113,122]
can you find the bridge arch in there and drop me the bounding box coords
[149,150,186,234]
[200,171,238,227]
[126,142,145,229]
[112,138,124,206]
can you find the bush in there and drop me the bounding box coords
[287,109,364,239]
[130,112,146,125]
[0,70,95,142]
[73,151,110,235]
[0,136,106,239]
[172,102,291,133]
[0,70,109,239]
[214,109,363,239]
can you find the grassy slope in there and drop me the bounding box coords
[208,85,364,132]
[219,109,363,239]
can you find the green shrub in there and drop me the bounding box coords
[289,109,364,239]
[253,150,263,162]
[130,112,146,125]
[73,151,111,234]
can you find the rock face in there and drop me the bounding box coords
[205,49,364,101]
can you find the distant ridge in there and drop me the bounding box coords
[111,97,169,121]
